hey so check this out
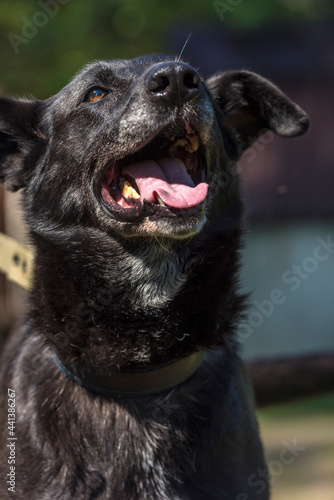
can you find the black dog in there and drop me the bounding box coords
[0,55,308,499]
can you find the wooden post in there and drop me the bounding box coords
[0,185,8,347]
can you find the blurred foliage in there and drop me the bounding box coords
[258,392,334,421]
[0,0,333,97]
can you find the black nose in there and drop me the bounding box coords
[145,62,201,105]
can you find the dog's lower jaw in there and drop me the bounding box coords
[101,204,208,239]
[124,212,207,239]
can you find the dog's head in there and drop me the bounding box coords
[0,55,308,241]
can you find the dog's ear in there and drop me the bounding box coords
[0,97,45,191]
[206,70,309,158]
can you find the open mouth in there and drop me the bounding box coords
[100,121,208,221]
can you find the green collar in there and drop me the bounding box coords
[52,350,205,398]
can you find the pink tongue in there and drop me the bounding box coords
[122,158,208,209]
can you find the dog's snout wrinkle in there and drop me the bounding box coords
[145,62,201,106]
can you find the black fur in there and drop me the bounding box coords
[0,55,309,499]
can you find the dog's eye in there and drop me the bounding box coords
[86,88,108,103]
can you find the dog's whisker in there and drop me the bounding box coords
[177,33,192,61]
[153,235,173,253]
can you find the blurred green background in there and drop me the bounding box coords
[0,0,333,97]
[0,1,334,499]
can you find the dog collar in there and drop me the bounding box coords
[52,350,205,398]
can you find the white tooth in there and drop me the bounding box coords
[156,195,166,206]
[174,135,199,153]
[122,180,140,199]
[174,138,189,148]
[185,133,199,153]
[184,121,194,135]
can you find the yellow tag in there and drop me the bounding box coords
[0,233,34,290]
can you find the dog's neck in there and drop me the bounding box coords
[29,224,243,372]
[117,239,189,309]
